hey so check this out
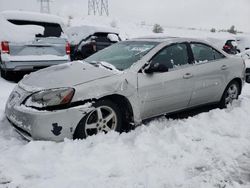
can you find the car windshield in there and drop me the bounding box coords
[85,41,159,70]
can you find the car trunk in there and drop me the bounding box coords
[7,19,67,60]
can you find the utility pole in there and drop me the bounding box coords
[88,0,109,16]
[38,0,51,14]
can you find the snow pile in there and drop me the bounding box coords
[0,75,250,187]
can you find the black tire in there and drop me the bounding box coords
[0,68,14,80]
[0,68,6,79]
[219,80,240,108]
[73,100,123,139]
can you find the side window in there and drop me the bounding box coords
[213,49,225,59]
[151,43,189,70]
[191,43,225,63]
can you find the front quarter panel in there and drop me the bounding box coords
[72,71,142,124]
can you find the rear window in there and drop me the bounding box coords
[8,19,63,38]
[86,32,120,43]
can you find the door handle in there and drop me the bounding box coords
[183,73,193,79]
[221,65,228,70]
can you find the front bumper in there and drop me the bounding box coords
[5,86,92,141]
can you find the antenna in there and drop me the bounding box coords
[88,0,109,16]
[38,0,51,14]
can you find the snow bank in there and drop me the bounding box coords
[0,75,250,187]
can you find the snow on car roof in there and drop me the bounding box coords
[0,10,63,24]
[66,25,119,45]
[0,11,66,43]
[0,14,45,43]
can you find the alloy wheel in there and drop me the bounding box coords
[225,83,239,105]
[84,106,118,136]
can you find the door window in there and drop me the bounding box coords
[150,43,189,71]
[191,43,225,63]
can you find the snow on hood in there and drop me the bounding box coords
[19,61,118,91]
[66,25,119,45]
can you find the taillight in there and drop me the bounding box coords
[66,42,70,55]
[223,45,230,50]
[1,41,10,54]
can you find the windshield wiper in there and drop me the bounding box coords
[88,61,114,71]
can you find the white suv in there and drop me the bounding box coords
[0,11,70,79]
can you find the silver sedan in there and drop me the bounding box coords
[5,37,246,141]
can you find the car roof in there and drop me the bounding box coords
[132,36,209,44]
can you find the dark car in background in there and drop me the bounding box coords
[222,39,239,54]
[66,25,121,60]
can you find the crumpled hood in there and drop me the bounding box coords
[20,61,116,91]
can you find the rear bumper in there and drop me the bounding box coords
[1,59,70,71]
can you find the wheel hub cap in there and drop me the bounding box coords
[84,106,117,136]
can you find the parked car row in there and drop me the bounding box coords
[0,11,121,80]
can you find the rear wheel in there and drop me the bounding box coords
[73,100,123,139]
[0,68,5,78]
[220,81,240,108]
[0,69,14,80]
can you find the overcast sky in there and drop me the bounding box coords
[0,0,249,32]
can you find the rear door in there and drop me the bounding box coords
[188,42,229,107]
[7,20,67,59]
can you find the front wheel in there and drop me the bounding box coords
[220,81,240,108]
[73,100,123,139]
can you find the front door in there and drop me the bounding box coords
[137,43,194,119]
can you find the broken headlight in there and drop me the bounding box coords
[24,88,75,109]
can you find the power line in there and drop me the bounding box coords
[38,0,51,14]
[88,0,109,16]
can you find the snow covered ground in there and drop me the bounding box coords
[1,15,250,188]
[0,77,250,188]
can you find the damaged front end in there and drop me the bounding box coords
[5,84,95,141]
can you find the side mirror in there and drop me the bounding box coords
[144,63,168,74]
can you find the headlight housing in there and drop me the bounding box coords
[24,88,75,110]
